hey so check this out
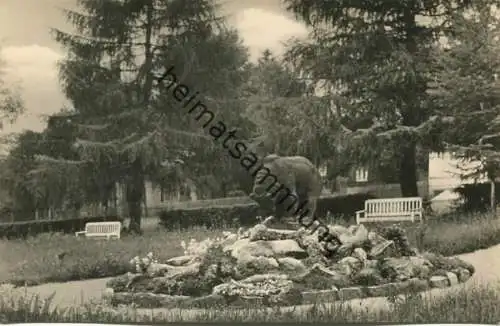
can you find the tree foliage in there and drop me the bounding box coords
[0,47,25,217]
[3,131,49,220]
[243,49,338,167]
[433,3,500,209]
[25,0,250,232]
[282,0,496,196]
[0,48,24,130]
[1,114,87,220]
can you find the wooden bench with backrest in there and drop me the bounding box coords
[75,221,122,239]
[356,197,423,224]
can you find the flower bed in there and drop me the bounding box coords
[104,217,475,308]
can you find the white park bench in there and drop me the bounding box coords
[75,221,122,239]
[356,197,423,224]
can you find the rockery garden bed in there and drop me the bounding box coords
[105,217,475,308]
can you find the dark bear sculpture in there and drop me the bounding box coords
[249,154,322,224]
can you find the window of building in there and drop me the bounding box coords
[355,167,369,182]
[318,164,328,178]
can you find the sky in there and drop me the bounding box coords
[0,0,309,136]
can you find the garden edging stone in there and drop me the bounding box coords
[106,269,472,308]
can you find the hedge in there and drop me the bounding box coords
[158,193,376,230]
[158,204,260,230]
[316,193,376,218]
[454,182,500,212]
[0,215,124,239]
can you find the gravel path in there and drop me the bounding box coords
[9,244,500,320]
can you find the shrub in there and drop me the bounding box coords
[158,204,260,230]
[0,215,123,240]
[158,193,375,230]
[316,193,376,220]
[454,182,500,212]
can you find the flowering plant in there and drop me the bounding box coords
[212,278,293,297]
[180,231,235,256]
[129,252,159,273]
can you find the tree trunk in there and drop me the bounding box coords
[398,9,421,198]
[490,178,496,213]
[122,0,154,234]
[126,168,145,235]
[143,181,148,218]
[399,142,419,197]
[127,198,142,234]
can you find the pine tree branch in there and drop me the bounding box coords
[343,115,456,140]
[51,28,154,48]
[75,123,110,131]
[479,132,500,145]
[33,154,86,166]
[160,126,212,140]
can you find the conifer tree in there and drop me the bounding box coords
[30,0,249,233]
[283,0,493,196]
[434,3,500,211]
[244,49,337,167]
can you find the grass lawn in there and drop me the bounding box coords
[0,211,499,286]
[417,213,500,255]
[0,222,225,286]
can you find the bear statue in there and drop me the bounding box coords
[249,154,322,226]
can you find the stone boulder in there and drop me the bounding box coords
[234,253,280,279]
[370,240,398,259]
[219,233,240,248]
[352,248,368,263]
[248,223,300,241]
[149,262,201,279]
[337,256,363,276]
[227,239,273,257]
[338,224,369,247]
[328,224,349,237]
[166,255,197,266]
[269,239,307,258]
[368,231,388,247]
[228,239,307,260]
[277,257,308,276]
[298,263,351,289]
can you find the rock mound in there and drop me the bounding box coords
[105,219,474,308]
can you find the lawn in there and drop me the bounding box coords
[0,223,225,286]
[0,211,499,286]
[417,213,500,255]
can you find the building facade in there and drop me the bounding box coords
[428,151,486,196]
